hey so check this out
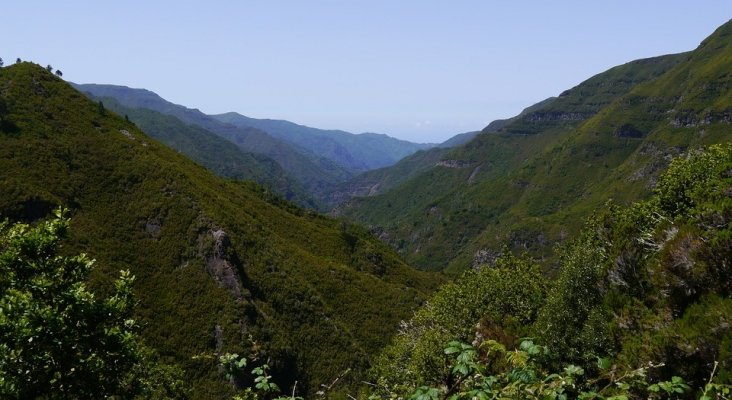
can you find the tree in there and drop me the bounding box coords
[15,58,21,64]
[0,209,186,398]
[0,97,7,122]
[46,64,53,72]
[0,57,4,68]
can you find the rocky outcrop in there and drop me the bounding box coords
[436,160,473,168]
[467,165,482,184]
[472,248,502,269]
[213,324,223,352]
[670,109,732,128]
[119,129,134,140]
[145,218,162,238]
[199,228,244,300]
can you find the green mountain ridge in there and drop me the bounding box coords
[72,83,354,201]
[329,147,450,208]
[436,131,480,148]
[1,63,445,397]
[340,20,731,272]
[91,96,319,209]
[3,18,731,400]
[72,85,501,210]
[327,98,568,212]
[212,112,436,172]
[370,142,732,397]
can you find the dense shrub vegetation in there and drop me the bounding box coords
[0,209,185,399]
[366,143,732,399]
[0,62,444,398]
[1,19,731,400]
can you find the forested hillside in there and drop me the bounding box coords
[341,20,732,273]
[211,112,434,172]
[92,96,318,209]
[73,83,355,201]
[368,142,732,399]
[2,16,731,400]
[0,63,444,398]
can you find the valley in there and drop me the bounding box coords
[1,14,731,400]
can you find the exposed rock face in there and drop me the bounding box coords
[324,182,381,207]
[119,129,134,140]
[472,248,502,269]
[467,165,482,184]
[525,111,592,122]
[628,144,683,189]
[670,109,732,128]
[371,227,390,242]
[213,324,223,352]
[145,218,162,238]
[436,159,473,168]
[201,228,243,300]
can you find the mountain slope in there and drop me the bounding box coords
[329,147,450,207]
[72,84,354,200]
[212,112,435,172]
[1,63,444,398]
[341,20,732,272]
[370,142,732,396]
[326,104,562,210]
[436,131,480,148]
[91,96,318,209]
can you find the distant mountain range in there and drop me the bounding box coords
[2,62,444,396]
[72,84,464,205]
[339,20,732,272]
[211,112,436,171]
[72,83,355,204]
[90,96,319,208]
[3,17,732,400]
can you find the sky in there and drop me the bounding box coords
[2,1,731,143]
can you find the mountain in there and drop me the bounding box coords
[72,84,354,201]
[325,113,544,209]
[212,112,435,172]
[436,131,480,148]
[369,142,732,396]
[328,147,451,207]
[90,96,318,209]
[435,98,560,149]
[1,63,445,397]
[340,19,732,272]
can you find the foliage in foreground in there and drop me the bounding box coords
[366,143,732,398]
[385,340,730,400]
[0,209,185,399]
[369,251,548,392]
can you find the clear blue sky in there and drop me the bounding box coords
[2,1,731,143]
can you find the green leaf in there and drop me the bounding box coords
[563,365,584,376]
[596,357,611,370]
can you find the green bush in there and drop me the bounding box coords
[369,251,548,397]
[370,143,732,398]
[0,209,185,399]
